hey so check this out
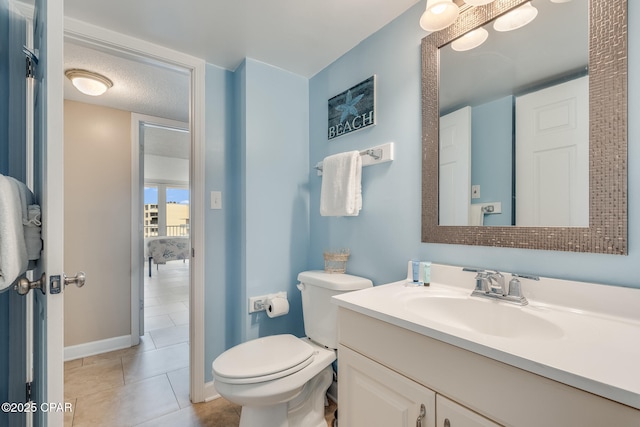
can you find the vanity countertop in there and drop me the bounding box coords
[333,264,640,410]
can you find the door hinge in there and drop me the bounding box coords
[26,382,33,402]
[23,47,38,79]
[192,248,195,258]
[26,57,35,78]
[140,300,144,310]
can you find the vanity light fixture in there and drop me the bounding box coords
[64,69,113,96]
[419,0,460,32]
[451,27,489,51]
[493,1,538,32]
[463,0,496,6]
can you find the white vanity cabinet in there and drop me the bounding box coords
[337,307,640,427]
[340,344,499,427]
[436,395,501,427]
[339,345,436,427]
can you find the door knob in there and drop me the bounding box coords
[64,271,86,288]
[14,273,46,296]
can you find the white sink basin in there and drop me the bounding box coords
[332,264,640,409]
[404,295,564,340]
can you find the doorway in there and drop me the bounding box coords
[133,118,190,338]
[63,18,207,403]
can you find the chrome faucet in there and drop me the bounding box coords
[463,268,536,305]
[487,270,507,296]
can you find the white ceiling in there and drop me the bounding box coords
[55,0,423,144]
[55,0,584,154]
[62,0,422,79]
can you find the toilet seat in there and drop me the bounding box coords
[213,334,315,385]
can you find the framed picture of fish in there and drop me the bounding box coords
[327,75,376,140]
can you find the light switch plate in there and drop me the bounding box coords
[210,191,222,209]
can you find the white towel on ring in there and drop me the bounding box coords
[0,174,30,291]
[320,151,362,217]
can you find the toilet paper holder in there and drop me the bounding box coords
[249,291,287,314]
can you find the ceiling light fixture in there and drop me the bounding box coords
[493,1,538,32]
[420,0,460,32]
[451,27,489,51]
[65,69,113,96]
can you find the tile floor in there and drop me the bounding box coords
[64,260,337,426]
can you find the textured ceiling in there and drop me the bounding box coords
[64,41,190,123]
[143,125,190,159]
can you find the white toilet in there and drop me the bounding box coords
[212,270,373,427]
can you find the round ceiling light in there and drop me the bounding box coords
[65,69,113,96]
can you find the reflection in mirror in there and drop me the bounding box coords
[438,0,588,227]
[421,0,628,254]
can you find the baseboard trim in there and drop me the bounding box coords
[64,335,133,361]
[204,380,221,402]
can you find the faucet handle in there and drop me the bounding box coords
[463,268,490,292]
[512,273,540,281]
[509,273,538,298]
[508,276,522,298]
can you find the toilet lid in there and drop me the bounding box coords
[212,334,315,383]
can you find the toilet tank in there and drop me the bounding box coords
[297,271,373,349]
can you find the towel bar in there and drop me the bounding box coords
[315,142,394,174]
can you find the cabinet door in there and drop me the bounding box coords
[339,345,436,427]
[437,395,501,427]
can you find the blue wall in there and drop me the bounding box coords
[203,63,238,379]
[471,96,513,226]
[240,59,309,341]
[202,0,638,384]
[204,59,309,381]
[308,1,639,288]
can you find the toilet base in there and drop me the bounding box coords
[238,365,333,427]
[239,403,288,427]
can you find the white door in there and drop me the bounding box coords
[32,0,66,425]
[439,106,471,226]
[3,2,30,426]
[515,76,589,227]
[338,345,436,427]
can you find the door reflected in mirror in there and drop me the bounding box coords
[438,0,588,227]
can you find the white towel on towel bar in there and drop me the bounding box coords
[0,174,30,291]
[320,151,362,217]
